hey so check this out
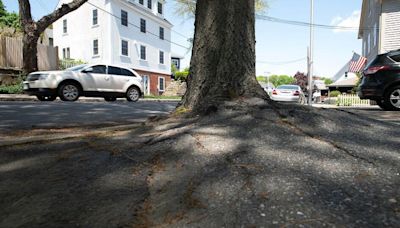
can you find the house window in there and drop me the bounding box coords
[159,50,164,64]
[158,77,165,91]
[92,9,98,25]
[172,58,180,70]
[139,0,143,5]
[121,10,128,26]
[140,45,146,60]
[63,47,71,59]
[148,0,152,9]
[121,40,128,56]
[49,38,53,46]
[159,27,164,40]
[63,19,67,34]
[140,19,146,33]
[93,39,99,56]
[158,2,163,14]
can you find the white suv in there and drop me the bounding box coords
[23,64,143,102]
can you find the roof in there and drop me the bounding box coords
[332,60,351,82]
[171,53,185,59]
[328,77,358,87]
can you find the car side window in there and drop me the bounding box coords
[91,65,107,74]
[121,68,135,77]
[389,54,400,63]
[108,66,122,75]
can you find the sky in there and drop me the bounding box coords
[3,0,363,78]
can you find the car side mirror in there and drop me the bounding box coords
[82,67,93,73]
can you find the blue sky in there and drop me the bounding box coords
[3,0,363,78]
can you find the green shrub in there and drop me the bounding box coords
[0,83,23,94]
[59,59,86,70]
[174,67,189,81]
[330,90,340,97]
[0,73,25,94]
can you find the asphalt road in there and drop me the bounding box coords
[339,107,400,125]
[0,101,177,133]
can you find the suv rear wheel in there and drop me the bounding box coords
[59,83,80,101]
[384,85,400,111]
[126,86,140,102]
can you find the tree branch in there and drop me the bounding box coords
[36,0,88,33]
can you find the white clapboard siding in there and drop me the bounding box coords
[381,0,400,53]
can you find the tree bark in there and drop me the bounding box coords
[180,0,268,113]
[18,0,88,74]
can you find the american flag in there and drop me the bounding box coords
[348,52,367,73]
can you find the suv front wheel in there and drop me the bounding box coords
[126,86,140,102]
[384,85,400,111]
[59,83,80,102]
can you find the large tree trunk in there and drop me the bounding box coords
[180,0,267,113]
[18,0,88,74]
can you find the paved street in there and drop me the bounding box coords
[341,107,400,125]
[0,101,177,134]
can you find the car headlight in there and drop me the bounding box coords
[38,74,49,80]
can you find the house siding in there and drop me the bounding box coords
[381,0,400,53]
[134,69,171,95]
[360,0,381,65]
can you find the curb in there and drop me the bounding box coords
[0,95,181,103]
[0,123,143,148]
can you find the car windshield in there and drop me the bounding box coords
[277,85,298,90]
[65,64,88,72]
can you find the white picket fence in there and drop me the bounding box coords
[336,94,373,107]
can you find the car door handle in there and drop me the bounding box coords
[105,76,110,81]
[126,78,130,81]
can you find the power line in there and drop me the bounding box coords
[256,57,306,65]
[86,1,191,50]
[256,14,374,31]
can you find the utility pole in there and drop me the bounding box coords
[308,0,314,106]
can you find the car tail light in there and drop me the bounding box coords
[364,65,390,75]
[272,89,277,95]
[293,91,300,96]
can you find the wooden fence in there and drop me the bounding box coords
[337,94,373,107]
[0,36,59,71]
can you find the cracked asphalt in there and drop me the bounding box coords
[0,99,399,227]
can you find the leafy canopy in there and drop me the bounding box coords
[0,0,20,29]
[257,75,296,87]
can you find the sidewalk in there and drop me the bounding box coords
[0,94,181,102]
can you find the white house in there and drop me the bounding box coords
[53,0,172,95]
[359,0,400,65]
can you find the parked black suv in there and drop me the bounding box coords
[358,49,400,111]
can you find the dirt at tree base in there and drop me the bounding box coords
[1,98,399,227]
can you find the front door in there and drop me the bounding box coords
[81,65,108,91]
[142,75,150,95]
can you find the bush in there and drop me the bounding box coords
[0,83,23,94]
[174,67,189,81]
[0,72,26,94]
[59,59,86,70]
[329,90,340,97]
